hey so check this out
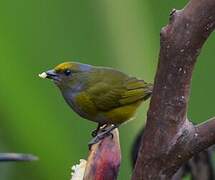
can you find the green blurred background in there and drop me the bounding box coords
[0,0,214,179]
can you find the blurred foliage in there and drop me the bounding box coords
[0,0,214,179]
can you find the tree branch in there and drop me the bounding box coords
[132,0,215,179]
[83,129,121,180]
[0,153,38,162]
[193,117,215,152]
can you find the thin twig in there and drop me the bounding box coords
[0,153,38,162]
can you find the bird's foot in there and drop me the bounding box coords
[88,124,118,149]
[91,129,98,137]
[91,124,108,137]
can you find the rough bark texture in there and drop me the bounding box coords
[132,129,215,180]
[132,0,215,179]
[188,147,215,180]
[84,129,121,180]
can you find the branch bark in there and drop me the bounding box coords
[132,0,215,179]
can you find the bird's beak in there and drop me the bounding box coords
[38,70,58,80]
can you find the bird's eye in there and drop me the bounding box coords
[64,69,71,76]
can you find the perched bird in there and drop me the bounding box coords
[39,62,153,146]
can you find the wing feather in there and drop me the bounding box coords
[86,77,152,111]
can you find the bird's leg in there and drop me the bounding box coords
[88,124,118,149]
[91,124,109,137]
[98,124,109,133]
[99,124,114,138]
[91,124,102,137]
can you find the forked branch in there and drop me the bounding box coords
[132,0,215,179]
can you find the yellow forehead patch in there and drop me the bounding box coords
[54,62,75,72]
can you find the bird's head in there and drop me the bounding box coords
[39,62,92,89]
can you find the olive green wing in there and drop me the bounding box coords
[86,77,152,111]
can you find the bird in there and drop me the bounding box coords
[39,62,153,146]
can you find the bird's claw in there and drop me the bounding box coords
[91,124,109,137]
[88,125,118,150]
[88,136,101,149]
[91,130,98,137]
[88,133,107,149]
[109,132,114,139]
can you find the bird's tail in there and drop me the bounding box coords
[142,83,153,100]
